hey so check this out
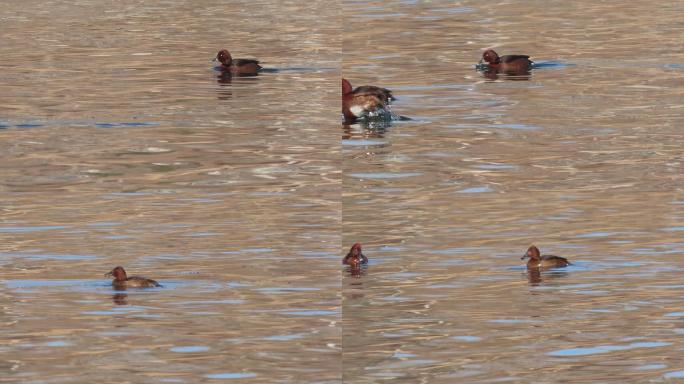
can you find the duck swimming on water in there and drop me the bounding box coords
[214,49,262,76]
[479,49,533,74]
[521,246,571,269]
[342,79,395,122]
[343,243,368,269]
[105,266,161,289]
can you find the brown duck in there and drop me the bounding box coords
[480,49,533,74]
[105,266,161,289]
[342,79,394,122]
[521,246,571,269]
[342,243,368,269]
[214,49,262,76]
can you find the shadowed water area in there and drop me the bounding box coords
[1,0,340,382]
[343,0,684,383]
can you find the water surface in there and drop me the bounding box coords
[1,0,340,382]
[343,0,684,382]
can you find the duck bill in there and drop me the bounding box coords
[520,254,529,260]
[211,57,218,62]
[104,271,113,277]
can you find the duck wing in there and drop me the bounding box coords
[541,255,570,265]
[233,58,262,68]
[500,55,530,63]
[128,276,162,287]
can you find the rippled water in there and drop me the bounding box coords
[1,0,339,382]
[343,0,684,383]
[2,0,684,382]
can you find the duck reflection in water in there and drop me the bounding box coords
[112,293,128,305]
[347,265,366,278]
[480,70,531,81]
[215,74,261,100]
[526,268,569,286]
[343,120,390,139]
[216,71,233,85]
[215,71,233,101]
[346,280,366,299]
